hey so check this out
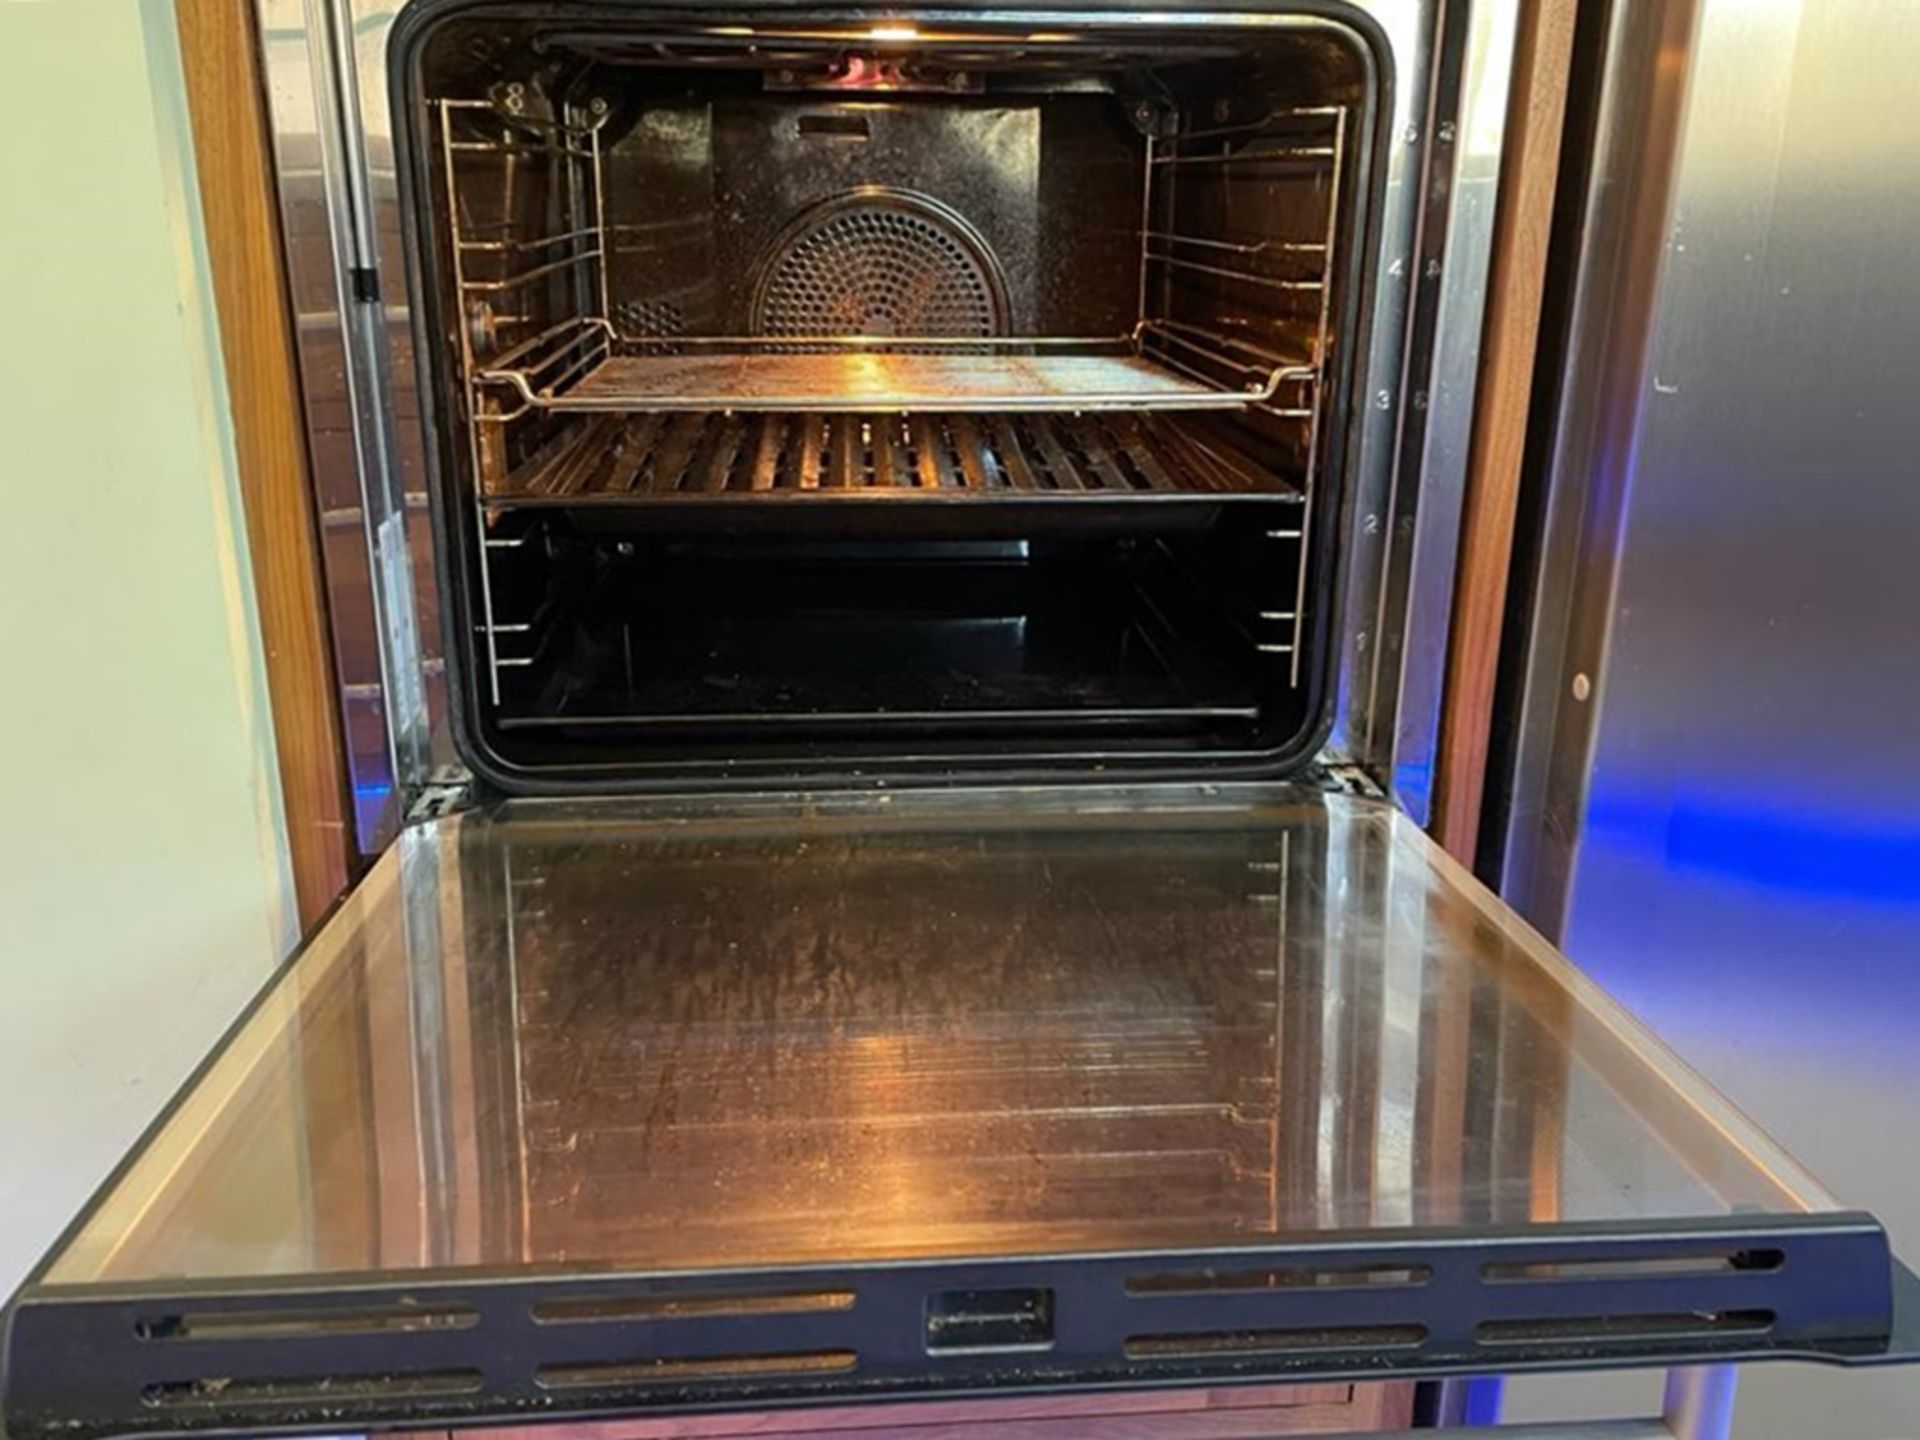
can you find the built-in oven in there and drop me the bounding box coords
[2,4,1915,1439]
[408,9,1375,791]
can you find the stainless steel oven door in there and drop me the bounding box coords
[4,784,1911,1440]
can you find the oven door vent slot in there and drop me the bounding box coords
[142,1370,484,1409]
[1127,1264,1431,1295]
[1125,1324,1428,1361]
[534,1350,859,1391]
[533,1289,856,1324]
[134,1304,478,1342]
[1482,1250,1787,1283]
[1476,1310,1778,1348]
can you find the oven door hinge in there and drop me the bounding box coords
[406,765,475,825]
[1310,760,1388,800]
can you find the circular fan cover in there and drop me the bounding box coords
[751,190,1009,339]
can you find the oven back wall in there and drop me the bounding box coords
[0,0,297,1292]
[600,90,1140,340]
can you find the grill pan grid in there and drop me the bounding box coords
[485,411,1299,501]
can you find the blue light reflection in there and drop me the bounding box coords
[1583,786,1920,908]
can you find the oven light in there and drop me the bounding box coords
[868,23,919,42]
[707,24,755,35]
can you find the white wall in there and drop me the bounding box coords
[0,0,295,1292]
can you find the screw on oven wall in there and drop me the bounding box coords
[590,97,608,115]
[1571,672,1593,702]
[1129,100,1167,136]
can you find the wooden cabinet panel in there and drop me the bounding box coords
[175,0,353,925]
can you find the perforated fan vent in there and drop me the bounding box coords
[750,190,1009,340]
[616,298,687,338]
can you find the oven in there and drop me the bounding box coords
[3,3,1916,1440]
[401,9,1378,791]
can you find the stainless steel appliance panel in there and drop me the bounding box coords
[1369,0,1518,822]
[1501,0,1920,1433]
[260,0,446,852]
[1329,0,1525,799]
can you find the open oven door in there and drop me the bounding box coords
[3,785,1915,1440]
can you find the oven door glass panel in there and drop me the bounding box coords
[8,788,1903,1440]
[33,787,1842,1278]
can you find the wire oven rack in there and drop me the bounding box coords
[471,330,1318,417]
